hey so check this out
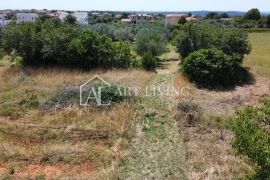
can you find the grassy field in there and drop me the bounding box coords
[0,32,269,179]
[0,59,153,179]
[245,33,270,76]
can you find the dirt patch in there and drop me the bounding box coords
[0,167,7,174]
[175,76,270,117]
[10,162,96,179]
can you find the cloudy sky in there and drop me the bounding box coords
[0,0,269,12]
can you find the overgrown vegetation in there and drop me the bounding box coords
[175,23,251,88]
[175,23,250,59]
[134,27,168,56]
[141,52,158,71]
[92,23,135,41]
[230,98,270,179]
[1,20,134,69]
[182,48,250,87]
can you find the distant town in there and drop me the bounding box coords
[1,9,270,27]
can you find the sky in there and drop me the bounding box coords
[0,0,269,12]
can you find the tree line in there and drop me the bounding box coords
[1,19,134,69]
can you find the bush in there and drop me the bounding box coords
[42,84,131,110]
[230,98,270,179]
[113,41,135,68]
[182,48,247,87]
[134,28,168,56]
[174,31,194,59]
[64,14,77,25]
[141,52,158,71]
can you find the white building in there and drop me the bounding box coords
[0,14,11,27]
[16,13,38,23]
[165,14,188,26]
[0,14,6,27]
[58,11,69,22]
[73,12,89,25]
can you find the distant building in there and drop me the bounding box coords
[58,11,69,22]
[16,13,38,23]
[115,14,122,19]
[91,12,102,16]
[73,12,89,25]
[0,14,7,27]
[165,14,188,26]
[185,17,198,22]
[122,14,154,24]
[0,14,12,27]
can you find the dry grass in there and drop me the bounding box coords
[173,33,270,179]
[174,100,254,179]
[183,127,252,179]
[0,60,153,179]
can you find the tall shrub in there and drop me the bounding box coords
[141,52,158,71]
[182,48,248,87]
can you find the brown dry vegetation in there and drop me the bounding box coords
[0,59,153,179]
[0,32,269,179]
[172,33,270,179]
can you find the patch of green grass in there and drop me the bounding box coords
[159,44,179,61]
[143,116,170,139]
[245,33,270,76]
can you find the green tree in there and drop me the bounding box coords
[245,8,261,20]
[121,12,129,19]
[38,14,52,22]
[175,23,250,60]
[175,31,193,58]
[178,16,187,24]
[220,12,230,18]
[206,12,220,19]
[65,15,77,25]
[2,19,134,69]
[2,22,41,65]
[134,28,168,56]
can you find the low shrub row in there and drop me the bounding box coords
[1,20,134,69]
